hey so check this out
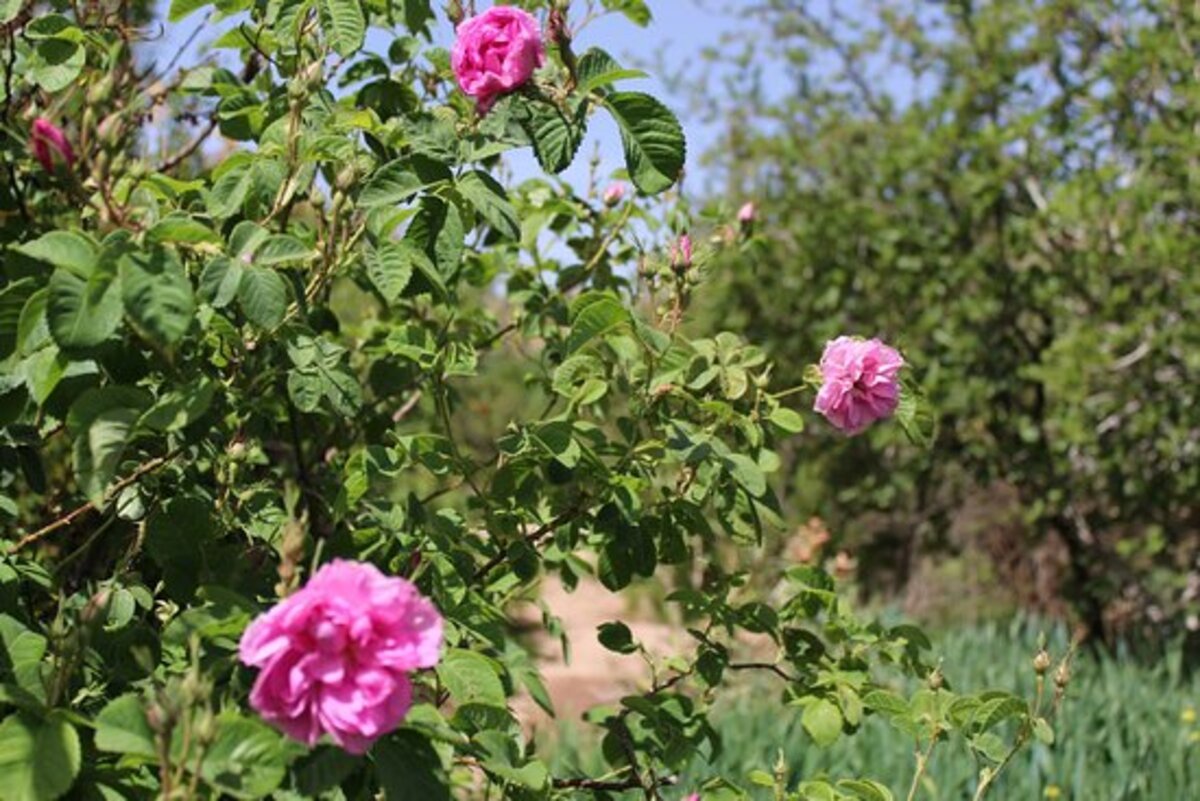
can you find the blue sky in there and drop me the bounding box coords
[153,0,750,194]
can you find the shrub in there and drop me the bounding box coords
[1,1,1050,799]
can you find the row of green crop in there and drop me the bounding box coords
[546,618,1199,799]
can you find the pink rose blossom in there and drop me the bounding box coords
[239,559,443,754]
[813,336,904,434]
[737,201,756,224]
[603,182,627,206]
[685,795,700,801]
[451,6,545,114]
[30,118,75,173]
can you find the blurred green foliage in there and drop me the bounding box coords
[548,617,1200,799]
[696,0,1200,644]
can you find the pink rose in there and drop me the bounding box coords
[737,201,756,224]
[685,795,700,801]
[30,118,75,173]
[239,559,443,754]
[451,6,545,114]
[813,336,904,434]
[603,182,626,206]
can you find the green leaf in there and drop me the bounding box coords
[198,257,243,308]
[30,39,85,93]
[602,91,686,195]
[17,231,98,273]
[838,779,894,801]
[365,242,420,304]
[566,294,630,354]
[1,0,23,24]
[457,170,520,240]
[196,713,295,799]
[0,279,36,360]
[519,102,584,174]
[287,336,362,416]
[576,48,648,96]
[207,162,254,219]
[0,615,47,700]
[319,0,366,57]
[372,732,449,801]
[600,0,651,25]
[146,215,220,246]
[139,376,216,432]
[358,160,427,209]
[169,0,211,22]
[597,621,638,654]
[404,197,462,290]
[253,234,315,266]
[801,697,842,747]
[0,712,81,801]
[94,695,156,758]
[237,267,288,329]
[67,387,152,505]
[46,247,123,350]
[120,246,196,346]
[896,382,936,448]
[769,406,806,434]
[437,649,506,708]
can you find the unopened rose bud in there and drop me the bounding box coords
[81,589,112,625]
[29,118,75,174]
[602,182,626,207]
[145,702,167,733]
[670,233,693,273]
[928,667,944,690]
[1033,649,1051,675]
[1054,661,1071,689]
[194,709,217,744]
[737,201,756,225]
[446,0,464,27]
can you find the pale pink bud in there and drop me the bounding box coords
[602,183,626,207]
[737,201,756,224]
[30,118,75,173]
[670,233,693,271]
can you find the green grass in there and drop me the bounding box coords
[545,618,1199,800]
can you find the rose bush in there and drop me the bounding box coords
[0,1,1059,800]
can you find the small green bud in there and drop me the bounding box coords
[1054,661,1071,689]
[1033,649,1051,675]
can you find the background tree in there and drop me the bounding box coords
[697,0,1200,648]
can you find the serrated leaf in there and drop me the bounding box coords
[576,48,647,96]
[67,387,151,505]
[16,231,97,274]
[198,257,243,308]
[94,695,156,758]
[437,649,506,708]
[801,697,842,747]
[603,91,686,195]
[358,160,426,208]
[457,170,520,240]
[253,234,315,266]
[46,248,123,349]
[566,294,630,354]
[207,162,254,219]
[319,0,366,57]
[119,247,195,346]
[237,267,287,329]
[365,242,419,303]
[896,382,936,448]
[0,712,81,801]
[373,732,449,801]
[519,102,584,174]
